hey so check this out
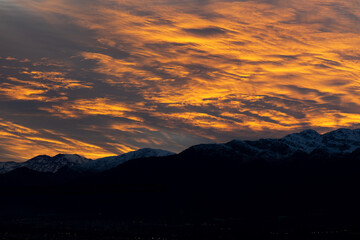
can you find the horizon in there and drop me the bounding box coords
[1,0,360,162]
[2,126,360,163]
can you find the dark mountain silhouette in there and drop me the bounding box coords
[2,128,360,239]
[0,148,174,174]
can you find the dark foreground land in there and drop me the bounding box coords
[1,213,360,240]
[1,214,360,240]
[2,146,360,239]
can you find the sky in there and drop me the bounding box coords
[0,0,360,162]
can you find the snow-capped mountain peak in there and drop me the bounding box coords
[282,129,322,153]
[226,128,360,160]
[323,128,360,140]
[79,148,175,172]
[24,154,91,173]
[285,129,321,140]
[1,128,360,175]
[0,161,20,174]
[0,154,92,174]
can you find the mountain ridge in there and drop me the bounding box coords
[78,148,175,172]
[1,128,360,174]
[0,148,175,174]
[1,128,360,238]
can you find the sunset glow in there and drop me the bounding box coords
[1,0,360,161]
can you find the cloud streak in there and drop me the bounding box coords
[1,0,360,161]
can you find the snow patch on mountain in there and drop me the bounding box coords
[1,128,360,174]
[79,148,175,172]
[24,154,91,173]
[0,161,19,174]
[224,128,360,160]
[186,128,360,161]
[0,149,175,174]
[0,154,91,174]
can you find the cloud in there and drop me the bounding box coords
[1,0,360,161]
[182,27,228,37]
[0,118,115,161]
[41,98,142,121]
[0,58,92,102]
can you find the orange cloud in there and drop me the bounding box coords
[0,118,125,161]
[0,58,92,102]
[0,83,49,101]
[41,98,142,121]
[1,0,360,161]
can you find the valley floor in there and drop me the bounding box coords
[0,214,360,240]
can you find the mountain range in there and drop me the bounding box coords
[1,128,360,175]
[0,148,175,174]
[2,128,360,238]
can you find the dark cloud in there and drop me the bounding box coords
[279,2,360,33]
[281,85,323,95]
[269,54,300,60]
[182,27,228,37]
[336,52,360,61]
[326,79,351,86]
[0,4,97,59]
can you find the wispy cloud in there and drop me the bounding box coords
[1,0,360,161]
